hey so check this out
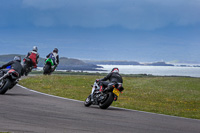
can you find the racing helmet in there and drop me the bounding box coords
[111,67,119,73]
[33,46,38,52]
[13,56,21,62]
[53,48,58,53]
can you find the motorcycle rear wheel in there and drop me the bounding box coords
[23,64,29,76]
[99,92,114,109]
[43,64,51,75]
[0,79,11,95]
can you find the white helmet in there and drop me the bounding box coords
[13,56,21,62]
[33,46,38,52]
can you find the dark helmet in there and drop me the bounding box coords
[33,46,38,52]
[13,56,21,62]
[111,67,119,73]
[53,48,58,53]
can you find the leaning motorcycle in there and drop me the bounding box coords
[43,58,56,75]
[23,57,33,76]
[84,81,123,109]
[0,69,20,94]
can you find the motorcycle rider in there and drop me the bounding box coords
[0,56,24,77]
[46,48,59,71]
[91,67,124,102]
[97,67,123,92]
[25,46,39,68]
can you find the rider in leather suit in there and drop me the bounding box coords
[25,46,39,68]
[97,67,124,92]
[0,56,24,77]
[46,48,59,70]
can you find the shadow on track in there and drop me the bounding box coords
[84,105,127,111]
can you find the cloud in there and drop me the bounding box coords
[1,0,200,30]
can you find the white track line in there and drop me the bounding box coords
[17,84,200,122]
[17,84,83,103]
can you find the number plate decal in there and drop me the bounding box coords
[113,88,120,97]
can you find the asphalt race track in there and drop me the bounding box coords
[0,85,200,133]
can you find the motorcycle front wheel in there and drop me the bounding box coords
[84,95,92,107]
[0,79,11,94]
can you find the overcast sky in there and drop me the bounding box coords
[0,0,200,63]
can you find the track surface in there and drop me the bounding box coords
[0,85,200,133]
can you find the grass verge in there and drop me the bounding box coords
[19,74,200,119]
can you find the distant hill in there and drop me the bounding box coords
[58,57,102,70]
[0,54,102,71]
[0,54,45,67]
[0,54,25,63]
[0,54,175,70]
[0,54,26,65]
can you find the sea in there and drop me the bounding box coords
[88,65,200,78]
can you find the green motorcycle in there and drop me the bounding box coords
[43,58,56,75]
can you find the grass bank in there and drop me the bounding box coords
[19,74,200,119]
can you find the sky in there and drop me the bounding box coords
[0,0,200,63]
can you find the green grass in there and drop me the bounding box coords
[19,74,200,119]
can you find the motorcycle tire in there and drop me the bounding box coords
[0,79,11,95]
[43,64,51,75]
[84,95,92,107]
[9,81,17,90]
[99,92,114,109]
[23,64,29,76]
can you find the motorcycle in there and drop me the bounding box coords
[23,57,33,76]
[0,69,20,94]
[43,58,56,75]
[84,81,123,109]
